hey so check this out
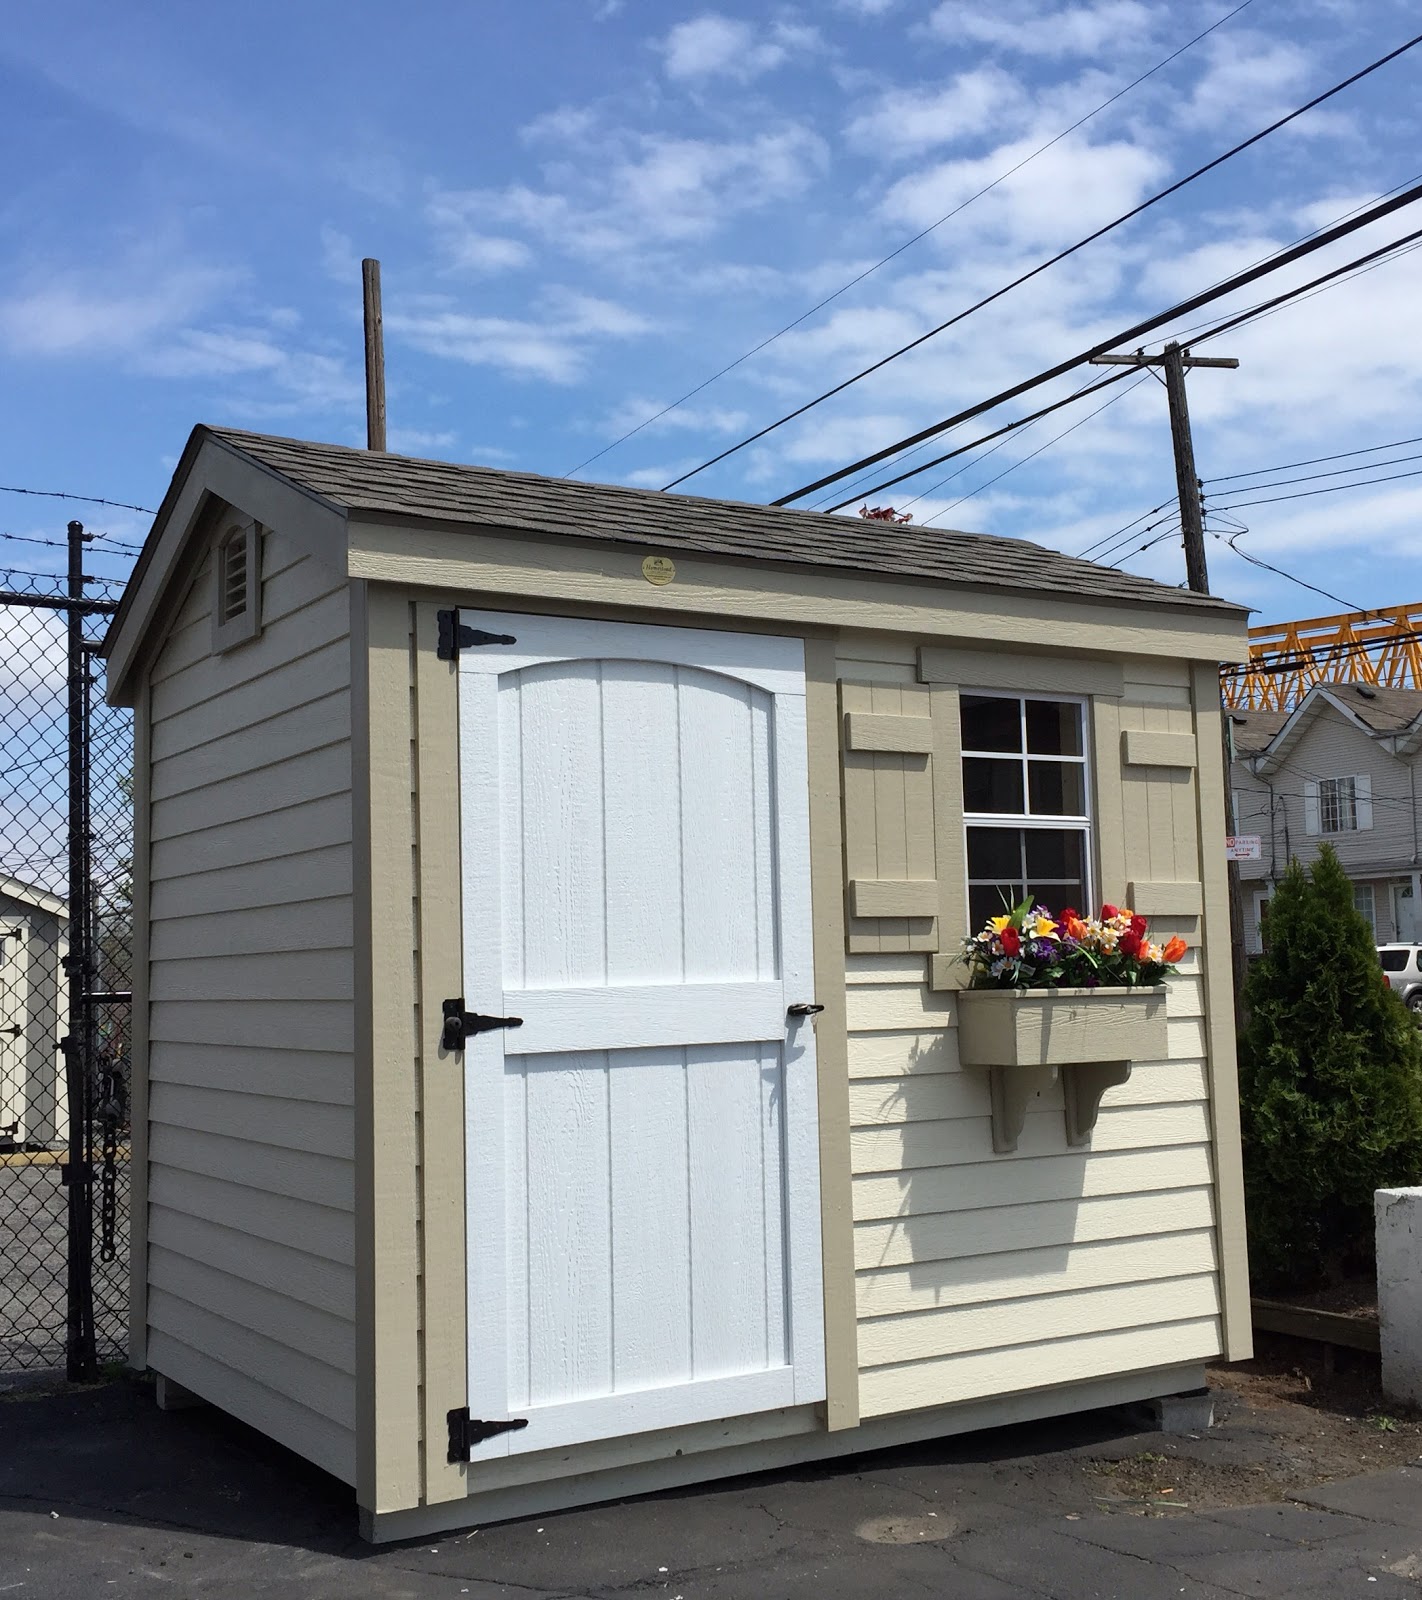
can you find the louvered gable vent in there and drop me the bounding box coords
[211,518,262,651]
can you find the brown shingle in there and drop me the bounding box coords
[205,426,1246,616]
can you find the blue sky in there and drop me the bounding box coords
[2,0,1421,623]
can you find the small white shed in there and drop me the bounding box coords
[0,876,68,1150]
[103,426,1252,1540]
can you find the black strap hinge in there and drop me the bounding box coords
[441,998,523,1051]
[436,609,517,661]
[447,1406,528,1461]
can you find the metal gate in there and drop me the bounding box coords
[0,521,131,1379]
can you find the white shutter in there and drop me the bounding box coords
[1355,774,1373,830]
[1304,779,1320,836]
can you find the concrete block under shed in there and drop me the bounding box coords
[1376,1186,1422,1407]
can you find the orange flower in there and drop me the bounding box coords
[1162,935,1187,964]
[1063,914,1089,941]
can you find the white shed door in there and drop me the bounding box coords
[457,611,824,1460]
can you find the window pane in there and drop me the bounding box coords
[1028,760,1085,816]
[961,695,1022,753]
[968,826,1022,879]
[969,882,1024,932]
[1381,949,1408,971]
[964,757,1024,814]
[1024,829,1084,883]
[1025,699,1082,756]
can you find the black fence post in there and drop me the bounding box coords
[63,518,96,1382]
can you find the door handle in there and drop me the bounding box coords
[787,1003,824,1017]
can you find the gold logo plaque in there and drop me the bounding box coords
[642,555,676,586]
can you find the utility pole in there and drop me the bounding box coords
[1091,342,1248,1024]
[362,258,387,452]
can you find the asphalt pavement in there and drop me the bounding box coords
[2,1376,1420,1598]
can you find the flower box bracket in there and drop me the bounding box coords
[957,986,1168,1154]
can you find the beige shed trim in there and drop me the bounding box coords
[803,637,859,1431]
[1121,729,1198,769]
[352,582,421,1511]
[1128,881,1204,917]
[849,880,939,919]
[918,647,1126,698]
[1190,664,1253,1361]
[413,602,470,1503]
[843,711,934,754]
[128,686,153,1369]
[345,522,1251,665]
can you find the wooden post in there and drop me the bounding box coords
[362,259,387,452]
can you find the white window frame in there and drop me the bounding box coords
[211,517,262,653]
[1319,775,1358,834]
[1353,882,1377,932]
[960,689,1094,930]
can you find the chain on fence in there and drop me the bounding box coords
[0,554,131,1378]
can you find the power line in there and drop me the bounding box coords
[666,30,1422,496]
[1204,449,1422,499]
[0,485,155,516]
[1205,435,1422,486]
[819,369,1137,514]
[1211,463,1422,511]
[919,374,1155,524]
[562,0,1259,482]
[770,178,1422,507]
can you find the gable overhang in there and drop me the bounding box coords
[344,510,1254,667]
[100,426,348,707]
[1251,684,1397,776]
[0,875,68,920]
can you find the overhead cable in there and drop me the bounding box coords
[562,0,1259,481]
[769,177,1422,507]
[664,30,1422,495]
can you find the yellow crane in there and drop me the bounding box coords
[1223,603,1422,710]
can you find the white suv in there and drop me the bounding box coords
[1378,945,1422,1012]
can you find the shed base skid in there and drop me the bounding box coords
[358,1362,1206,1544]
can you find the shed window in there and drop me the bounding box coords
[210,520,262,651]
[961,692,1091,931]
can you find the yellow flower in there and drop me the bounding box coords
[1030,914,1058,939]
[988,914,1013,935]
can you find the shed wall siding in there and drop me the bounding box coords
[837,642,1224,1418]
[143,526,356,1484]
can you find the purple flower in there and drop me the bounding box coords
[1083,975,1101,988]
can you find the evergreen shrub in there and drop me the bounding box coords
[1238,843,1422,1290]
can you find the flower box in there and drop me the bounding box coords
[956,986,1168,1153]
[957,985,1168,1069]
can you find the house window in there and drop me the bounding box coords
[1354,883,1377,932]
[1320,776,1358,834]
[961,693,1091,931]
[211,520,262,652]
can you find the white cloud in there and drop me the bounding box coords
[601,396,751,436]
[878,133,1168,251]
[835,0,897,13]
[926,0,1155,57]
[1176,33,1314,132]
[0,263,239,357]
[387,428,457,455]
[320,225,361,284]
[844,67,1026,159]
[657,14,819,81]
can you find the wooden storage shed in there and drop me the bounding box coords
[102,426,1253,1541]
[0,876,68,1150]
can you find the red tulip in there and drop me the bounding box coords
[1000,926,1021,957]
[1129,915,1148,937]
[1119,930,1143,958]
[1101,903,1119,920]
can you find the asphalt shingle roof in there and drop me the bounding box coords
[1319,680,1422,735]
[204,426,1245,616]
[1228,707,1291,755]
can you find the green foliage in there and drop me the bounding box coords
[1238,844,1422,1290]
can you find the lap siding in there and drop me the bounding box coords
[835,646,1224,1417]
[142,541,356,1485]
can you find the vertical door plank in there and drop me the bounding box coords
[609,1048,693,1390]
[602,664,684,985]
[503,1061,531,1411]
[679,673,760,982]
[520,664,606,987]
[525,1051,613,1406]
[687,1044,771,1378]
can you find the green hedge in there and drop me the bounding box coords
[1237,843,1422,1291]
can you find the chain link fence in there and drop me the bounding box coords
[0,553,131,1377]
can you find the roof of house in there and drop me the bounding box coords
[192,427,1246,617]
[1316,680,1422,735]
[0,875,67,919]
[1228,706,1290,755]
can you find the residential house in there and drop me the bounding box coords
[1231,682,1422,951]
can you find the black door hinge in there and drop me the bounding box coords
[447,1406,528,1461]
[436,608,517,661]
[441,998,524,1051]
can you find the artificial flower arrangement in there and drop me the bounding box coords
[962,898,1188,990]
